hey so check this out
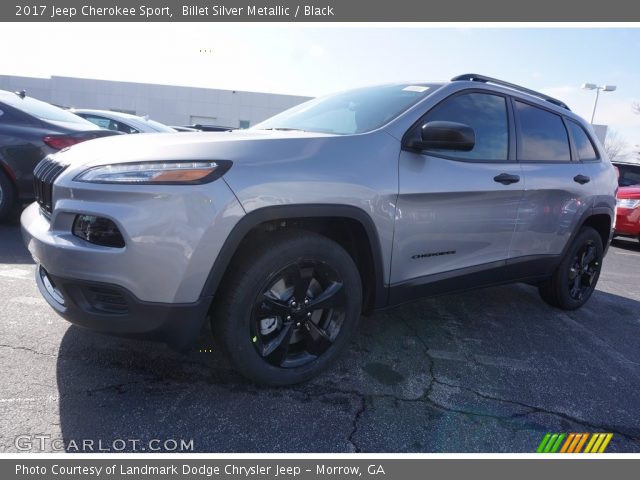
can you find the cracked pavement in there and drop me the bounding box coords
[1,221,640,452]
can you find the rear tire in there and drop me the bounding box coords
[0,171,16,223]
[538,226,603,310]
[211,230,362,386]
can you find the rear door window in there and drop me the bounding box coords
[515,101,571,162]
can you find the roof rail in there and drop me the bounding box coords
[451,73,570,111]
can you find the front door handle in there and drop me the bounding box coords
[574,174,591,185]
[493,173,520,185]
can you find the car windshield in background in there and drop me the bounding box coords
[615,163,640,187]
[254,83,437,135]
[0,93,90,124]
[144,118,176,132]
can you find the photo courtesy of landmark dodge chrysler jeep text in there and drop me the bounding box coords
[21,74,618,385]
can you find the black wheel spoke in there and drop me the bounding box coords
[257,293,290,318]
[261,322,293,359]
[570,275,582,299]
[251,257,347,368]
[567,240,601,300]
[305,319,333,355]
[582,245,596,269]
[292,264,314,301]
[583,269,597,286]
[308,281,345,311]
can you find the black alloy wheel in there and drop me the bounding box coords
[567,239,599,301]
[212,230,362,386]
[251,259,347,368]
[538,226,604,310]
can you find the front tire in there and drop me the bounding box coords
[212,230,362,386]
[539,226,604,310]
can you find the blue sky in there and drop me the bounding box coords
[2,25,639,150]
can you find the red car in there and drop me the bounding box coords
[615,186,640,242]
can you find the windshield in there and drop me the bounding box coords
[143,118,176,132]
[254,83,437,135]
[0,92,91,124]
[615,163,640,187]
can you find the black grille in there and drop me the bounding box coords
[33,157,67,214]
[86,287,129,314]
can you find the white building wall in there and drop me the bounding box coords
[0,75,310,128]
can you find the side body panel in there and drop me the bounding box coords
[222,132,401,287]
[511,162,599,257]
[392,152,523,283]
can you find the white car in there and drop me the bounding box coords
[70,109,176,134]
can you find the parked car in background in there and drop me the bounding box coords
[0,90,120,221]
[615,186,640,243]
[612,161,640,187]
[171,126,201,132]
[70,109,176,134]
[21,74,617,385]
[186,124,234,132]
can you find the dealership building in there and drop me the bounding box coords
[0,75,310,129]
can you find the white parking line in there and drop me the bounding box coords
[0,395,59,404]
[614,251,640,257]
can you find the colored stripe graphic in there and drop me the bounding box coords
[560,433,575,453]
[584,433,599,453]
[550,433,566,453]
[597,433,613,453]
[574,433,589,453]
[537,433,551,453]
[538,433,612,453]
[544,434,559,453]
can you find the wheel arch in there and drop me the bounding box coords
[561,206,614,259]
[582,209,613,251]
[200,204,388,313]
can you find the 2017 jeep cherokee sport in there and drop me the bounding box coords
[21,74,618,385]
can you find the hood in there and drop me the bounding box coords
[617,186,640,199]
[54,129,338,168]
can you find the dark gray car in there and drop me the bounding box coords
[0,91,119,221]
[21,74,618,385]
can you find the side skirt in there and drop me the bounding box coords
[384,255,560,309]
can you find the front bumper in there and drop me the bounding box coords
[34,264,211,348]
[20,174,245,346]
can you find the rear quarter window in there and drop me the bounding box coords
[567,120,599,162]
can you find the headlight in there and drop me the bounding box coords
[616,198,640,209]
[74,160,231,184]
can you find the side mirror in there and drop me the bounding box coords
[410,121,475,152]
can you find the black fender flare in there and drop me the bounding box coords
[199,204,388,309]
[560,205,615,260]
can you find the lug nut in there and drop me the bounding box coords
[286,315,292,321]
[307,312,312,317]
[291,301,297,308]
[296,322,301,327]
[304,299,309,305]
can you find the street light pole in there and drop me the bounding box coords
[582,83,617,124]
[590,87,600,124]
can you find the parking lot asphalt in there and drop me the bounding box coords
[1,219,639,453]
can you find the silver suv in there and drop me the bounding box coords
[21,74,618,385]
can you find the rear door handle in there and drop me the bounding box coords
[574,174,591,185]
[493,173,520,185]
